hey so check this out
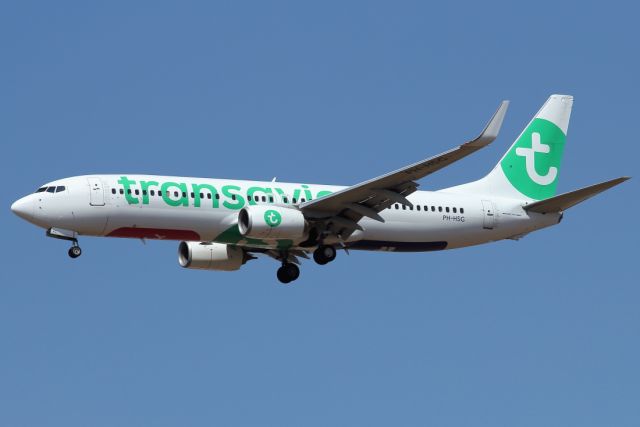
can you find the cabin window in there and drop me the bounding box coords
[460,208,464,214]
[215,194,220,200]
[158,191,162,196]
[232,195,237,201]
[174,191,179,197]
[292,198,297,203]
[190,192,195,198]
[142,190,147,196]
[453,207,457,213]
[416,205,421,211]
[254,196,259,202]
[150,190,155,196]
[182,192,187,198]
[402,205,406,210]
[206,193,211,199]
[301,198,306,203]
[120,189,124,195]
[269,196,274,203]
[438,206,442,212]
[445,207,450,213]
[134,189,139,195]
[283,197,288,203]
[111,188,116,194]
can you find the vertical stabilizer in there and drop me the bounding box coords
[447,94,573,201]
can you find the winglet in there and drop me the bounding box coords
[468,100,509,147]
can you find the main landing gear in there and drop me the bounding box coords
[277,262,300,284]
[313,244,337,265]
[275,245,337,284]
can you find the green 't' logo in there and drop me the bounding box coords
[264,209,282,227]
[500,118,566,200]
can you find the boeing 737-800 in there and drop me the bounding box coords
[10,95,629,283]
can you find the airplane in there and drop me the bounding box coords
[10,94,629,283]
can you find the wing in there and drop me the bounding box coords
[299,100,509,236]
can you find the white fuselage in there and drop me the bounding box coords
[12,174,560,252]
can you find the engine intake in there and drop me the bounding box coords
[238,205,307,240]
[178,241,244,271]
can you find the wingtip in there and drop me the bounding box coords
[469,99,510,146]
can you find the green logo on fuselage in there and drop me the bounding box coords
[264,210,282,227]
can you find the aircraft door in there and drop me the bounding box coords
[481,200,495,229]
[88,178,105,206]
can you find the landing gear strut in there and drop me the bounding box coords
[277,262,300,284]
[313,244,336,265]
[47,228,82,259]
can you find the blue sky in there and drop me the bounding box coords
[2,1,638,426]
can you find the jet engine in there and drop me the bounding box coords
[178,241,245,271]
[238,205,307,240]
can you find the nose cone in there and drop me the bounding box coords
[11,196,34,221]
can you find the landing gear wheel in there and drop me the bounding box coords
[313,245,337,265]
[277,263,300,284]
[68,245,82,259]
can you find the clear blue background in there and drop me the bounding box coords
[2,1,638,426]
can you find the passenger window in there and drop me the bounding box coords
[446,207,450,213]
[269,196,274,203]
[453,207,457,213]
[200,193,204,198]
[409,205,413,210]
[460,208,464,214]
[402,205,406,210]
[301,198,306,203]
[206,193,211,199]
[215,194,220,200]
[142,190,147,196]
[150,190,155,196]
[262,196,266,202]
[292,198,297,203]
[135,189,140,195]
[423,206,428,211]
[127,189,132,194]
[254,196,259,202]
[111,188,116,194]
[120,189,124,195]
[182,192,187,198]
[416,205,421,211]
[438,206,442,212]
[283,197,288,203]
[190,192,195,198]
[232,195,237,201]
[174,191,179,197]
[158,191,162,196]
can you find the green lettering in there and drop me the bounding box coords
[118,176,139,205]
[191,183,219,208]
[222,185,245,210]
[140,180,159,205]
[301,184,313,201]
[247,187,273,205]
[161,182,189,207]
[316,190,332,199]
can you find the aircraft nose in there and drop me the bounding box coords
[11,196,34,221]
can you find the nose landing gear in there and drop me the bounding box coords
[68,243,82,259]
[46,228,82,259]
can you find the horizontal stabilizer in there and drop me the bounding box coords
[523,177,630,214]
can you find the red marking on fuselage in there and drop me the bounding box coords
[107,227,201,241]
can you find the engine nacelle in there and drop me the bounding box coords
[238,205,307,240]
[178,241,244,271]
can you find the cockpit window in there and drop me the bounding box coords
[35,187,47,193]
[46,187,56,193]
[56,186,66,193]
